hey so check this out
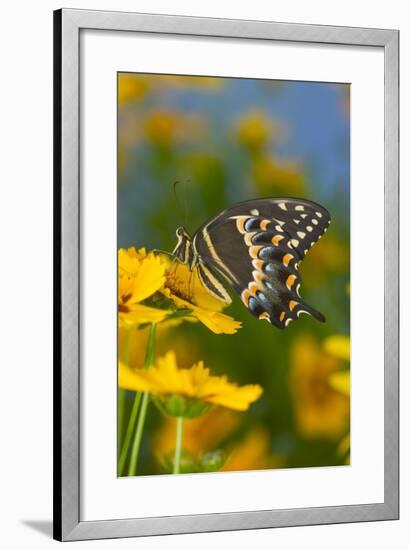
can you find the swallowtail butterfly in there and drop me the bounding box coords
[172,197,331,329]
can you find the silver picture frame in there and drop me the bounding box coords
[54,8,399,541]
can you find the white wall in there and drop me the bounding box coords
[0,1,406,548]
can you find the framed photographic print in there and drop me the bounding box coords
[54,8,399,541]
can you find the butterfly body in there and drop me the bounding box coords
[172,197,331,329]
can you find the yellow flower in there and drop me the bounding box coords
[118,74,148,105]
[119,351,263,415]
[118,247,171,327]
[153,408,240,457]
[329,371,350,397]
[252,155,304,195]
[301,237,349,287]
[290,335,349,440]
[143,110,179,147]
[143,110,206,148]
[323,335,350,362]
[236,110,276,151]
[156,75,225,91]
[222,427,284,472]
[161,258,242,335]
[324,336,350,463]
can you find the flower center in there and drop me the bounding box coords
[121,292,132,304]
[165,273,192,302]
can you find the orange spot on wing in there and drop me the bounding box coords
[279,311,285,322]
[286,274,297,290]
[241,289,250,306]
[259,312,270,321]
[248,282,259,296]
[249,245,262,258]
[272,235,284,246]
[289,300,298,311]
[282,253,294,267]
[260,219,270,231]
[252,259,264,271]
[236,216,249,234]
[253,271,264,283]
[244,232,256,246]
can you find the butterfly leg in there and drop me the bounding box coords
[152,248,175,258]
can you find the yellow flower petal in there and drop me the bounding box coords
[205,384,263,411]
[118,304,171,327]
[119,247,167,304]
[162,280,241,335]
[118,361,155,393]
[323,335,350,361]
[329,371,350,396]
[190,307,242,335]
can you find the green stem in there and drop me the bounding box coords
[173,416,184,474]
[143,323,157,369]
[127,323,157,476]
[117,328,131,453]
[117,388,126,451]
[118,391,142,476]
[128,391,150,476]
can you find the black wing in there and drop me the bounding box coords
[193,197,331,329]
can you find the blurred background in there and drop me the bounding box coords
[118,73,350,476]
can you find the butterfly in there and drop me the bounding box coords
[171,197,331,329]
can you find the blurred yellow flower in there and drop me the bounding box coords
[252,155,304,195]
[222,427,284,472]
[144,110,178,147]
[324,335,350,362]
[153,408,240,457]
[120,321,200,374]
[119,351,263,413]
[157,75,225,91]
[329,371,350,397]
[143,110,206,148]
[326,340,350,463]
[290,335,349,440]
[301,237,349,287]
[118,247,171,327]
[161,258,242,335]
[118,74,148,105]
[118,326,147,368]
[236,110,277,152]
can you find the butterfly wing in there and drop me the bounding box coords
[192,197,331,329]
